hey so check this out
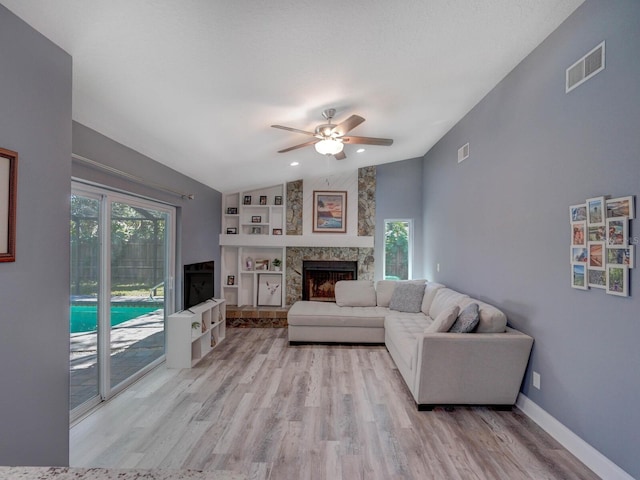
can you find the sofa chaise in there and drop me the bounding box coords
[287,279,534,410]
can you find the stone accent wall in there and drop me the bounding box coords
[285,247,375,305]
[358,166,376,236]
[286,179,303,235]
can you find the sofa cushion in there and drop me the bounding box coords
[389,282,426,313]
[459,298,508,333]
[449,303,480,333]
[428,288,470,320]
[287,301,387,327]
[384,313,430,375]
[335,280,377,307]
[376,279,427,307]
[421,282,445,315]
[425,304,460,333]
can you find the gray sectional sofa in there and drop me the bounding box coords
[287,279,534,410]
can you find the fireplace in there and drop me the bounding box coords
[302,260,358,302]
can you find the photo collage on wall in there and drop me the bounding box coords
[570,196,635,296]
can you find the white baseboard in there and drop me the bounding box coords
[516,393,634,480]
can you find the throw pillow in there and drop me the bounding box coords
[424,305,460,333]
[389,282,426,313]
[449,303,480,333]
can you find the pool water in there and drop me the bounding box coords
[70,305,161,333]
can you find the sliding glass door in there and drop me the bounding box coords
[70,184,175,418]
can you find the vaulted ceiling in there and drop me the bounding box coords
[1,0,583,191]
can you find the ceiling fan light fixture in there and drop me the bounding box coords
[314,139,343,156]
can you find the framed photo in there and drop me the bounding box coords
[571,264,588,290]
[251,226,262,235]
[226,207,238,215]
[251,215,262,223]
[588,225,606,242]
[0,148,17,262]
[259,195,267,205]
[607,246,634,268]
[571,221,586,246]
[243,195,252,205]
[586,196,605,226]
[255,259,269,271]
[570,203,587,222]
[606,216,628,246]
[606,265,629,297]
[588,269,607,289]
[257,273,282,306]
[274,196,283,205]
[571,246,588,263]
[313,190,347,233]
[606,196,634,219]
[226,227,237,234]
[272,228,283,235]
[588,242,605,270]
[226,275,235,286]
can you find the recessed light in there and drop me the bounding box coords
[356,148,365,153]
[290,161,299,166]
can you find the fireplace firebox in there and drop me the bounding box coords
[302,260,358,302]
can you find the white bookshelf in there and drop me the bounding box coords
[166,298,226,368]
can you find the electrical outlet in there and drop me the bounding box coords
[532,371,541,389]
[436,263,440,272]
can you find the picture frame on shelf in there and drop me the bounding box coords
[607,246,634,268]
[257,273,282,306]
[606,216,628,246]
[272,228,282,235]
[606,265,628,296]
[312,190,347,233]
[226,227,237,234]
[251,215,262,223]
[243,195,252,205]
[571,264,588,290]
[586,196,605,226]
[274,195,282,205]
[588,269,607,289]
[255,259,269,271]
[606,196,634,219]
[259,195,267,205]
[571,221,586,246]
[226,207,238,215]
[251,226,262,235]
[588,242,605,270]
[226,275,235,286]
[570,203,587,222]
[571,246,587,263]
[0,148,17,263]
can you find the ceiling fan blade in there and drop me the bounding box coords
[334,151,347,160]
[277,138,319,153]
[342,135,394,146]
[271,125,316,136]
[331,115,365,136]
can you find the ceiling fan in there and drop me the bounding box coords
[271,108,393,160]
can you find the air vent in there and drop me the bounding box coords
[566,41,605,93]
[458,143,469,163]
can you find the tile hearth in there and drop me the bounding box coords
[226,305,289,328]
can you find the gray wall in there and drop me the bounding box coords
[421,0,640,477]
[0,5,72,466]
[376,158,424,281]
[72,122,223,304]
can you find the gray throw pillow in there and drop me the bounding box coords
[389,283,426,313]
[449,303,480,333]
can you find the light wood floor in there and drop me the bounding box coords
[70,328,599,480]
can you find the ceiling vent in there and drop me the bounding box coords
[458,143,469,163]
[566,41,605,93]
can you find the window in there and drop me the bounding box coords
[384,219,412,280]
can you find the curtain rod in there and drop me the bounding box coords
[72,153,195,200]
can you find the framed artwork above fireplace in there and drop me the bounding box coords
[313,190,347,233]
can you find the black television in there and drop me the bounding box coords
[183,261,215,310]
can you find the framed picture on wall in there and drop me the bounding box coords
[607,246,634,268]
[571,246,588,263]
[588,269,607,289]
[312,190,347,233]
[571,221,586,246]
[0,148,17,263]
[606,265,628,297]
[606,216,628,246]
[588,225,606,242]
[570,203,587,222]
[571,264,588,290]
[606,196,635,219]
[586,196,605,226]
[588,242,605,270]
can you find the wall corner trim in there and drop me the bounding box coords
[516,394,634,480]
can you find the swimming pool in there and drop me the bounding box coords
[70,305,162,333]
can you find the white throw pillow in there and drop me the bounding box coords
[334,280,377,307]
[424,305,460,333]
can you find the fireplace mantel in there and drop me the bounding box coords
[220,234,373,248]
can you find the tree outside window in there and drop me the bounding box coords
[384,220,411,280]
